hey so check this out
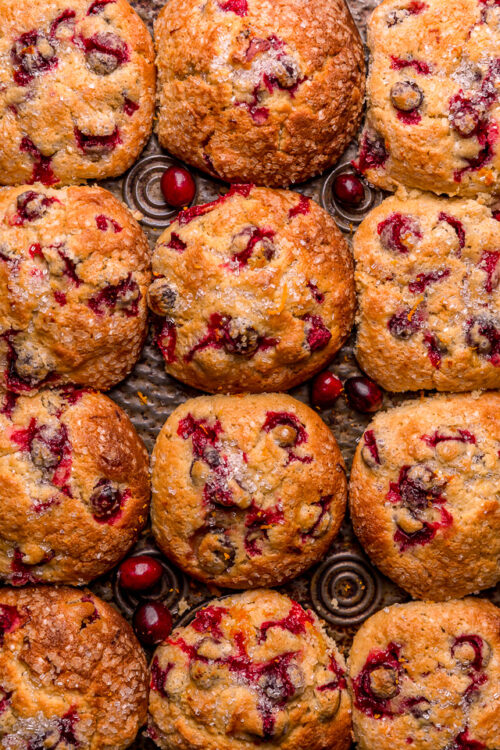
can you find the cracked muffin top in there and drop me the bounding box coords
[0,0,155,186]
[349,392,500,601]
[353,190,500,392]
[0,387,149,586]
[355,0,500,199]
[154,0,365,187]
[0,585,148,750]
[0,184,151,393]
[148,185,355,393]
[151,394,347,588]
[348,598,500,750]
[147,589,351,750]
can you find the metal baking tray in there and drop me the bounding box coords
[82,0,500,746]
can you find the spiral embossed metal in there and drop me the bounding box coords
[122,154,197,229]
[310,552,381,626]
[321,161,383,233]
[113,545,188,618]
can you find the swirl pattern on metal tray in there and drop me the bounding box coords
[321,161,383,233]
[310,552,381,626]
[113,545,188,618]
[122,154,197,229]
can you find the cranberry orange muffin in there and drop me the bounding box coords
[149,185,355,393]
[350,392,500,600]
[0,0,155,186]
[355,0,500,199]
[0,388,149,585]
[154,0,365,187]
[0,184,151,392]
[151,394,347,588]
[147,589,351,750]
[353,191,500,392]
[0,585,148,749]
[348,598,500,750]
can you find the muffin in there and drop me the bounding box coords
[0,184,151,392]
[348,598,500,750]
[0,388,150,586]
[349,392,500,600]
[355,0,500,199]
[147,589,351,750]
[0,585,148,749]
[149,185,355,393]
[151,394,347,588]
[353,190,500,392]
[154,0,365,187]
[0,0,155,186]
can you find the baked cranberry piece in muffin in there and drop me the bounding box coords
[0,388,149,585]
[151,394,346,588]
[0,586,147,749]
[0,184,151,392]
[354,191,500,392]
[148,185,355,393]
[154,0,365,186]
[0,0,155,186]
[350,392,500,600]
[349,599,500,750]
[356,0,500,198]
[148,589,351,750]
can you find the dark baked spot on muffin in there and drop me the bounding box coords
[123,97,139,116]
[378,213,422,253]
[352,642,402,718]
[300,495,333,539]
[449,728,487,750]
[167,233,187,252]
[1,391,18,419]
[20,137,57,186]
[466,317,500,364]
[150,657,173,697]
[11,30,58,87]
[88,274,140,317]
[153,317,177,363]
[89,478,129,524]
[307,281,325,304]
[196,528,236,574]
[95,214,122,233]
[438,212,466,250]
[386,1,427,26]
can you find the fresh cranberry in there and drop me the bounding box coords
[133,601,173,646]
[118,555,163,591]
[333,173,365,205]
[345,377,383,413]
[161,166,196,208]
[310,371,343,408]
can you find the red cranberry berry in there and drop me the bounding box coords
[161,166,196,208]
[118,555,163,592]
[345,376,383,413]
[133,601,173,646]
[333,174,365,206]
[311,371,343,409]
